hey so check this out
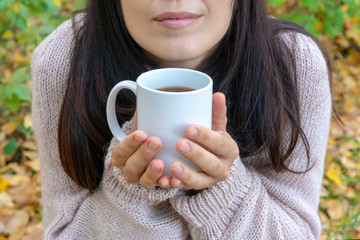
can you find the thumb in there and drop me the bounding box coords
[212,92,227,131]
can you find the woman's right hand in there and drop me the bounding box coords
[111,112,171,189]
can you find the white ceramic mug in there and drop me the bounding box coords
[106,68,213,176]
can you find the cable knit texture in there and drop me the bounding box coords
[31,17,331,240]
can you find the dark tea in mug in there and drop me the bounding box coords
[157,86,195,92]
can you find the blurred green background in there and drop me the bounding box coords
[0,0,359,239]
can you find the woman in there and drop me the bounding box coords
[31,0,333,239]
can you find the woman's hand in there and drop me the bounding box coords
[111,92,239,190]
[169,92,239,190]
[111,111,172,189]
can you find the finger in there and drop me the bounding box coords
[169,162,213,190]
[158,175,171,189]
[176,139,230,179]
[212,92,227,131]
[138,159,164,189]
[123,137,162,183]
[111,130,147,168]
[184,125,239,159]
[126,110,138,134]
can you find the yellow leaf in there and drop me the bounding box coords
[23,141,38,151]
[356,162,360,170]
[0,192,14,208]
[315,22,323,31]
[12,2,20,13]
[0,175,10,192]
[24,151,38,161]
[25,159,40,172]
[352,17,360,23]
[23,114,33,129]
[328,138,337,145]
[326,170,342,186]
[2,30,14,39]
[1,122,18,135]
[344,187,356,199]
[9,174,30,187]
[0,132,6,143]
[14,51,22,63]
[53,0,62,7]
[341,150,353,159]
[341,4,349,12]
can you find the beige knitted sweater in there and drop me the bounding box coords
[31,18,331,240]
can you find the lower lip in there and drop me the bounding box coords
[156,18,198,29]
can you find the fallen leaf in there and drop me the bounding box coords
[327,199,348,220]
[13,51,22,64]
[0,222,5,234]
[8,225,26,240]
[320,186,328,197]
[2,30,13,39]
[23,114,33,129]
[25,159,40,172]
[23,151,38,161]
[53,0,62,7]
[8,174,30,187]
[1,122,18,135]
[0,132,5,143]
[22,222,44,240]
[1,163,27,175]
[326,170,342,186]
[0,207,16,225]
[7,180,37,207]
[22,141,37,151]
[0,175,11,192]
[5,209,29,235]
[0,192,14,208]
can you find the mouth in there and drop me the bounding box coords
[153,12,202,29]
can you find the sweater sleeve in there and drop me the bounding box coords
[169,33,331,239]
[31,18,188,239]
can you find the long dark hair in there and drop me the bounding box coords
[58,0,333,191]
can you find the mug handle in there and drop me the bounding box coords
[106,80,137,141]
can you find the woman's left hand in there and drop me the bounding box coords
[168,92,239,190]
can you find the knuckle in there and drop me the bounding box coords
[138,148,154,161]
[192,147,203,161]
[222,168,231,180]
[208,160,221,173]
[196,177,208,190]
[112,146,127,161]
[123,165,139,180]
[139,178,154,189]
[217,136,228,149]
[123,174,138,184]
[178,170,191,186]
[231,143,240,159]
[198,129,210,143]
[111,156,120,168]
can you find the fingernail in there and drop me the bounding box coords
[159,179,169,188]
[179,142,191,153]
[151,163,161,172]
[172,166,183,176]
[147,139,159,151]
[188,127,199,138]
